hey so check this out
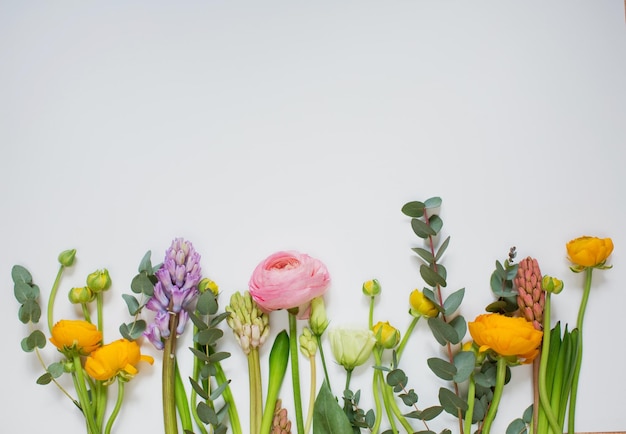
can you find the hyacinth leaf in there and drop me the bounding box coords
[119,320,146,340]
[20,329,46,352]
[424,196,442,209]
[401,201,425,218]
[411,218,436,239]
[412,247,434,264]
[313,380,354,434]
[194,328,224,346]
[449,316,466,344]
[18,299,41,324]
[428,317,459,346]
[443,288,465,315]
[196,290,218,316]
[420,264,447,288]
[435,236,450,262]
[131,272,154,295]
[429,215,443,235]
[405,405,443,421]
[438,387,468,416]
[506,418,527,434]
[453,351,475,383]
[11,265,33,285]
[428,357,456,381]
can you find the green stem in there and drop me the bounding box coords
[163,315,179,434]
[190,339,208,434]
[95,380,107,429]
[47,265,65,333]
[481,356,507,434]
[371,349,384,434]
[568,267,593,434]
[395,316,419,362]
[289,312,305,434]
[538,293,562,434]
[104,380,125,434]
[463,374,476,434]
[215,362,242,434]
[73,354,100,434]
[96,292,104,334]
[304,355,316,434]
[368,295,375,329]
[81,303,92,323]
[248,347,263,434]
[175,361,193,432]
[315,334,332,395]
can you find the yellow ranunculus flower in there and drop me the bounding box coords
[372,321,401,349]
[50,319,103,356]
[409,289,438,318]
[85,339,154,382]
[468,313,543,363]
[566,236,614,268]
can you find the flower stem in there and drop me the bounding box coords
[47,264,65,333]
[104,379,125,434]
[463,374,476,434]
[538,293,562,434]
[96,292,104,335]
[304,355,316,434]
[289,312,305,434]
[315,334,332,395]
[396,316,419,362]
[214,362,243,434]
[568,267,593,434]
[163,315,179,434]
[371,349,384,433]
[73,354,100,434]
[481,356,507,434]
[368,295,375,329]
[248,347,263,434]
[175,361,193,432]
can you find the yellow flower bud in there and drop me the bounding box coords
[372,321,401,349]
[542,275,564,294]
[566,236,614,269]
[58,249,76,267]
[68,286,96,304]
[198,278,219,295]
[362,279,381,297]
[86,269,111,293]
[309,296,329,336]
[409,289,438,318]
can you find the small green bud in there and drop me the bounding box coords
[362,279,381,297]
[542,275,564,294]
[372,321,401,349]
[68,286,95,304]
[299,327,318,358]
[58,249,77,267]
[198,278,219,295]
[86,269,111,293]
[309,296,329,336]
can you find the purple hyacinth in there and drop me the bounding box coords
[144,238,202,350]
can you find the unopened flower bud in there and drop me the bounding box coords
[299,327,318,358]
[198,278,219,295]
[68,286,95,304]
[409,289,438,318]
[58,249,77,267]
[309,296,329,336]
[362,279,381,297]
[372,321,401,349]
[87,269,111,292]
[542,275,564,294]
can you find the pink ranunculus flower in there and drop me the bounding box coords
[249,251,330,319]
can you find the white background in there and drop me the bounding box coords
[1,1,625,433]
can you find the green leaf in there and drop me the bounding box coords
[522,404,533,423]
[189,377,210,400]
[137,250,153,274]
[411,247,434,264]
[386,369,408,391]
[197,401,218,426]
[411,218,436,239]
[119,320,146,341]
[443,288,465,315]
[429,215,443,234]
[11,265,33,284]
[453,351,476,383]
[449,316,466,344]
[14,281,39,303]
[427,357,456,381]
[194,328,224,346]
[48,362,65,378]
[131,272,154,295]
[209,380,230,401]
[399,389,418,406]
[36,372,53,385]
[506,418,527,434]
[401,201,425,218]
[18,299,41,324]
[196,290,218,316]
[438,387,468,416]
[435,236,450,262]
[122,294,141,316]
[420,264,447,288]
[313,380,354,434]
[427,317,459,346]
[405,406,443,421]
[21,330,47,351]
[424,196,442,209]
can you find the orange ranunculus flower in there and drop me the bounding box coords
[409,289,438,318]
[566,236,614,268]
[50,319,103,356]
[468,313,543,363]
[85,339,154,382]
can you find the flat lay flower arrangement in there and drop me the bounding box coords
[12,197,614,434]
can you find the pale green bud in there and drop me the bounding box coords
[86,269,111,292]
[362,279,381,297]
[329,327,376,371]
[542,275,564,294]
[299,327,318,358]
[68,286,95,304]
[309,296,329,336]
[58,249,77,267]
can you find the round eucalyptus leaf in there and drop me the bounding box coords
[11,265,32,284]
